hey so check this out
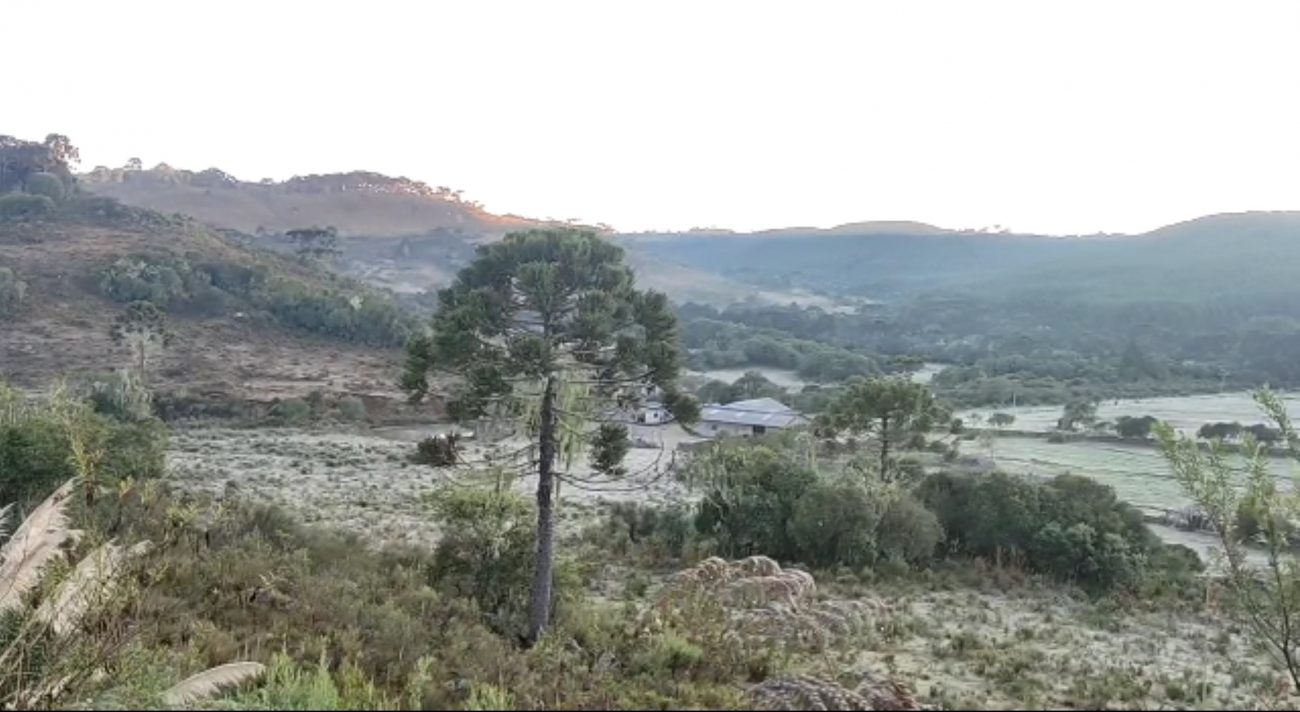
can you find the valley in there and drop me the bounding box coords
[3,133,1300,711]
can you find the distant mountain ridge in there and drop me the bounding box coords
[81,164,543,238]
[621,211,1300,302]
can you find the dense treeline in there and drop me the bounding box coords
[681,299,1273,408]
[681,317,879,382]
[686,436,1201,594]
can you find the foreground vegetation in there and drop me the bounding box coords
[4,375,1297,710]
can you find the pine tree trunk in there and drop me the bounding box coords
[526,375,558,645]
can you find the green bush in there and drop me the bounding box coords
[0,414,73,508]
[0,381,166,509]
[602,501,696,561]
[0,192,55,219]
[413,433,460,466]
[428,488,539,636]
[337,396,368,422]
[788,480,878,567]
[269,398,312,426]
[692,444,818,559]
[876,494,943,563]
[87,370,155,422]
[918,470,1174,591]
[23,172,65,202]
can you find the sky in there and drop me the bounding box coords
[7,0,1300,235]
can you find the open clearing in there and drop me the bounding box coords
[960,391,1300,436]
[164,423,701,548]
[163,424,1291,709]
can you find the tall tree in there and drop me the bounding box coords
[401,229,694,644]
[821,377,945,480]
[109,301,172,381]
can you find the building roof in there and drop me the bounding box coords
[700,397,809,429]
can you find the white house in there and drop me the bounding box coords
[698,397,809,437]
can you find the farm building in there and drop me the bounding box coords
[698,397,810,437]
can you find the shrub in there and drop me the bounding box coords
[0,192,55,219]
[87,370,155,422]
[602,501,696,561]
[0,268,26,315]
[876,494,943,563]
[918,470,1174,592]
[268,398,312,426]
[413,433,460,466]
[428,488,538,636]
[788,480,878,567]
[337,396,368,422]
[692,444,818,560]
[0,381,166,509]
[23,172,65,202]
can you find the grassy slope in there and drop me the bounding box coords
[0,201,403,402]
[84,167,774,305]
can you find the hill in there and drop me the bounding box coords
[80,165,541,238]
[83,164,794,307]
[622,211,1300,303]
[0,196,410,411]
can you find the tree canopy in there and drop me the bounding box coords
[401,228,693,643]
[820,377,947,480]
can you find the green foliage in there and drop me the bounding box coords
[0,381,166,510]
[1199,421,1244,440]
[988,412,1016,428]
[109,301,172,378]
[428,488,539,636]
[402,228,689,641]
[0,134,77,194]
[918,470,1170,591]
[1057,399,1099,432]
[821,378,946,479]
[412,433,459,466]
[696,371,788,405]
[0,192,55,219]
[680,316,878,383]
[876,495,943,563]
[590,423,630,476]
[596,502,697,563]
[787,479,879,567]
[465,683,516,711]
[1115,415,1159,439]
[0,268,27,316]
[692,444,818,560]
[286,226,341,263]
[1158,388,1300,691]
[23,172,65,202]
[336,396,367,422]
[87,370,155,423]
[96,252,413,346]
[268,399,312,426]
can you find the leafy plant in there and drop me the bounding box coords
[1157,387,1300,691]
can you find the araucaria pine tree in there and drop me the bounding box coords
[401,229,694,644]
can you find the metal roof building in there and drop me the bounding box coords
[698,397,809,436]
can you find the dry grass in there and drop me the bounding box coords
[0,215,404,404]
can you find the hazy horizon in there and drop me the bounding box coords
[9,0,1300,235]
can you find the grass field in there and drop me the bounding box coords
[960,391,1300,436]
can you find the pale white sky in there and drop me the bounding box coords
[7,0,1299,234]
